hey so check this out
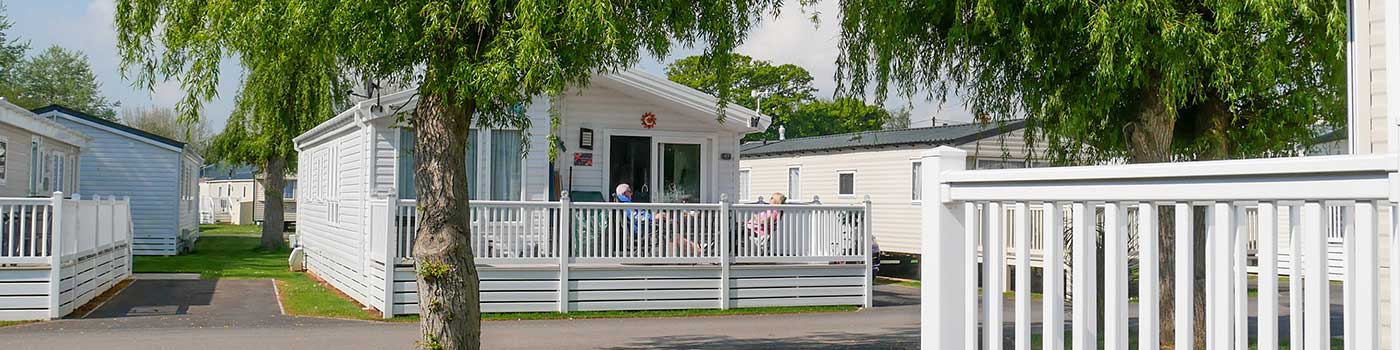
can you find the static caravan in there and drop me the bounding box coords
[296,70,879,317]
[34,105,203,255]
[739,120,1041,255]
[0,99,136,322]
[0,100,88,197]
[199,164,297,225]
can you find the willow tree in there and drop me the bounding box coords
[116,1,343,252]
[831,0,1347,345]
[120,1,775,349]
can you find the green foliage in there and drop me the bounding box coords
[418,261,451,282]
[122,106,210,155]
[6,46,120,120]
[116,1,347,173]
[0,4,28,102]
[831,0,1347,163]
[0,5,118,119]
[785,97,892,138]
[666,54,891,140]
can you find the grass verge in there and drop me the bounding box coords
[0,320,35,328]
[140,224,860,321]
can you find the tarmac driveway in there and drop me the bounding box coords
[14,275,356,331]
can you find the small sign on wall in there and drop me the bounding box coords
[574,152,593,166]
[579,128,594,150]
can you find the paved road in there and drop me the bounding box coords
[0,280,921,350]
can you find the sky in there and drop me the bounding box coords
[6,0,971,130]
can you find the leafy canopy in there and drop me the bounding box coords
[3,46,121,120]
[832,0,1347,162]
[332,0,779,131]
[667,53,892,140]
[116,1,347,173]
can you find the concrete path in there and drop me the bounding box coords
[0,282,921,350]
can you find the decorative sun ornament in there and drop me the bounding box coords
[640,112,657,129]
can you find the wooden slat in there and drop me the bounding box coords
[1104,202,1128,350]
[1041,202,1065,350]
[1071,202,1097,350]
[1302,202,1328,350]
[964,202,979,350]
[1350,202,1378,348]
[1257,202,1279,350]
[1233,205,1248,350]
[1013,203,1031,350]
[1206,202,1232,350]
[1289,205,1304,348]
[1137,202,1159,350]
[985,202,1004,350]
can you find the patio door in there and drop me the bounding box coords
[657,143,702,203]
[609,136,651,202]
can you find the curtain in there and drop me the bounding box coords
[491,130,522,200]
[399,129,480,200]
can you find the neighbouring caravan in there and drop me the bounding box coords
[34,105,202,255]
[296,70,878,317]
[740,120,1042,255]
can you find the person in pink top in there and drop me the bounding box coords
[745,192,787,240]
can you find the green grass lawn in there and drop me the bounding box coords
[134,224,856,321]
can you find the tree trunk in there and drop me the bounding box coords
[1129,86,1207,349]
[412,91,482,350]
[258,157,287,251]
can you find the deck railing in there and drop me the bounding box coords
[919,147,1394,350]
[393,197,870,266]
[0,193,133,320]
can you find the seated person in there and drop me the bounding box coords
[744,192,787,239]
[615,184,652,232]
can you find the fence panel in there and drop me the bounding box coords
[919,148,1395,349]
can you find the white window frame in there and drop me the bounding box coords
[0,136,10,187]
[28,140,38,195]
[911,161,923,204]
[738,168,751,202]
[786,165,801,202]
[836,170,857,198]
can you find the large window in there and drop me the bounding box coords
[911,162,923,202]
[787,167,801,201]
[490,130,523,200]
[837,171,855,197]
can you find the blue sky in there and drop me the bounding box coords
[7,0,969,130]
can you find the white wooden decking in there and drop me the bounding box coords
[0,194,133,320]
[301,197,875,317]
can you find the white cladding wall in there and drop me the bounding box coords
[46,115,188,255]
[297,126,386,311]
[740,129,1040,254]
[555,85,741,202]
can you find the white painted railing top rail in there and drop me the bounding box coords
[919,146,1395,350]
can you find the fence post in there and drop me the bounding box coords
[124,196,132,279]
[920,146,968,349]
[558,192,571,313]
[381,199,397,319]
[719,194,731,310]
[48,191,64,319]
[862,195,873,308]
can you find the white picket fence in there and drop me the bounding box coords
[920,147,1394,349]
[384,196,873,316]
[0,193,133,321]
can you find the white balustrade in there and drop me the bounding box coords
[920,147,1395,350]
[393,197,870,266]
